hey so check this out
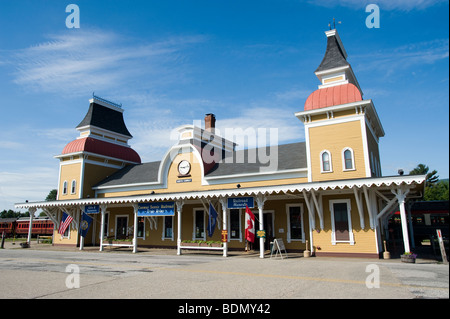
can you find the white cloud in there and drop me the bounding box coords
[0,167,58,211]
[309,0,446,10]
[352,38,449,77]
[4,29,206,95]
[217,107,304,149]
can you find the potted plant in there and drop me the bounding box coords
[180,240,194,246]
[207,241,223,247]
[196,240,209,247]
[401,252,417,263]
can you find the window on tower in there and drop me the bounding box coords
[63,181,68,195]
[320,150,332,173]
[71,180,76,194]
[342,148,355,171]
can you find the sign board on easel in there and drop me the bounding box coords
[270,238,288,259]
[436,229,448,264]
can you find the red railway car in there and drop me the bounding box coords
[0,218,17,237]
[15,217,54,237]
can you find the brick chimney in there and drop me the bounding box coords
[205,113,216,132]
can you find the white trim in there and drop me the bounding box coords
[204,168,308,185]
[296,99,384,138]
[88,97,124,113]
[62,180,68,195]
[318,71,348,89]
[342,147,356,171]
[329,199,354,245]
[70,179,77,195]
[258,210,275,239]
[305,126,312,182]
[320,150,333,173]
[161,215,174,241]
[360,118,372,177]
[15,175,427,209]
[315,65,350,78]
[115,214,129,239]
[136,216,145,240]
[296,99,371,118]
[193,208,206,241]
[302,112,365,128]
[228,208,242,242]
[285,204,305,243]
[79,159,85,198]
[54,151,137,165]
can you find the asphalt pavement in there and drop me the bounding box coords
[0,240,448,301]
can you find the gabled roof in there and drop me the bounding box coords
[94,161,160,188]
[76,102,132,138]
[207,142,307,177]
[93,142,307,188]
[315,33,349,73]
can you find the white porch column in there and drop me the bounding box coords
[392,187,411,253]
[79,206,85,251]
[407,202,415,249]
[132,203,139,253]
[256,194,266,259]
[219,197,228,257]
[176,200,184,255]
[27,207,36,245]
[99,204,107,251]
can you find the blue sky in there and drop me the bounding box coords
[0,0,448,211]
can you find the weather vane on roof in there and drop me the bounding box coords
[329,18,341,30]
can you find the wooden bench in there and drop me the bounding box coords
[37,235,52,244]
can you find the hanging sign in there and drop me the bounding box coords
[257,230,266,238]
[138,202,175,217]
[221,230,228,243]
[227,197,254,209]
[84,205,99,214]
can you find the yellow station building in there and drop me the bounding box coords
[16,29,425,258]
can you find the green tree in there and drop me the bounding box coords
[0,210,29,218]
[424,180,449,201]
[409,163,439,187]
[45,189,57,201]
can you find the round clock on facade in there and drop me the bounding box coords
[178,160,191,175]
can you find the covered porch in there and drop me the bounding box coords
[15,174,426,259]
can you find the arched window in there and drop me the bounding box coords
[320,150,332,172]
[71,180,76,194]
[342,148,355,170]
[62,181,68,195]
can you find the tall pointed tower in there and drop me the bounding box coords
[296,29,384,182]
[55,95,141,199]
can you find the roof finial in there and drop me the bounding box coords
[329,18,341,30]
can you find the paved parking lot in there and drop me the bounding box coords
[0,242,448,301]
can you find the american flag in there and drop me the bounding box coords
[58,212,73,235]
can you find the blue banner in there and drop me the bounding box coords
[207,203,218,237]
[138,202,175,217]
[84,205,99,214]
[227,197,254,209]
[80,212,93,238]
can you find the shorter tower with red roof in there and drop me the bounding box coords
[55,95,141,200]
